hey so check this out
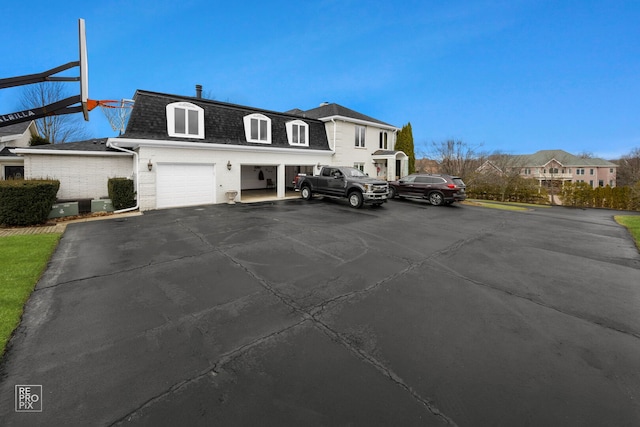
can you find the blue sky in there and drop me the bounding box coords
[1,0,639,159]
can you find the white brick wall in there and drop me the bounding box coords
[24,154,133,200]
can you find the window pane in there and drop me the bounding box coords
[293,124,299,144]
[260,119,267,141]
[251,118,258,140]
[175,108,186,134]
[300,125,306,144]
[188,109,198,135]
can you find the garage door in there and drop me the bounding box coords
[156,163,216,209]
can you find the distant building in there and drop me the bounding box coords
[518,149,617,188]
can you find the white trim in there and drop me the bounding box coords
[285,120,309,147]
[109,138,331,156]
[317,115,399,131]
[166,102,205,139]
[243,113,272,144]
[0,134,23,143]
[12,148,132,156]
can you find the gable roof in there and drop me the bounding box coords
[0,122,31,138]
[122,90,331,151]
[20,138,114,152]
[522,150,617,167]
[288,103,397,128]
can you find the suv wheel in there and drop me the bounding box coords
[388,187,396,199]
[348,191,364,208]
[428,192,444,206]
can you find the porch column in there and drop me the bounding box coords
[277,163,286,198]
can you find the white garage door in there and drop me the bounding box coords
[156,163,216,209]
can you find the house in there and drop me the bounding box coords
[0,121,38,179]
[479,149,618,188]
[288,103,405,180]
[518,150,617,188]
[12,89,405,211]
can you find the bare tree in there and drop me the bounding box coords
[617,147,640,187]
[474,152,528,202]
[428,139,485,180]
[20,82,90,144]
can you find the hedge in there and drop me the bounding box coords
[0,180,60,226]
[108,178,136,210]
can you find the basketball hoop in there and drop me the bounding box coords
[89,99,134,135]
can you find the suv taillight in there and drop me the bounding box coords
[447,184,456,189]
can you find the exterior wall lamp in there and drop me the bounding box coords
[147,160,153,171]
[227,161,232,171]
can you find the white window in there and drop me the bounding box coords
[355,125,366,148]
[243,113,272,144]
[166,102,204,139]
[285,120,309,146]
[354,162,365,172]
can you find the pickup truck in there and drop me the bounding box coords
[294,166,389,208]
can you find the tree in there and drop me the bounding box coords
[617,147,640,187]
[428,139,484,180]
[20,82,90,144]
[477,152,527,202]
[395,122,415,174]
[29,135,50,146]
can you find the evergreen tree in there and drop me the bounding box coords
[395,122,416,174]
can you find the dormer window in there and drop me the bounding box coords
[166,102,204,139]
[243,113,271,144]
[286,120,309,146]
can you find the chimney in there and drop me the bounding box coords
[196,84,202,99]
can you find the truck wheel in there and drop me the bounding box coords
[388,187,396,199]
[428,192,444,206]
[348,191,364,208]
[301,186,312,200]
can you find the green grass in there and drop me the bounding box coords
[615,216,640,251]
[0,233,61,356]
[463,200,533,211]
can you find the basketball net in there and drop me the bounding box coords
[91,99,134,135]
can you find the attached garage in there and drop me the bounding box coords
[156,163,216,209]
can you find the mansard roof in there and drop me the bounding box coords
[122,90,331,151]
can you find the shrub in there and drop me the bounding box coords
[0,180,60,226]
[108,178,136,210]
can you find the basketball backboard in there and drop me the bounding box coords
[79,18,89,121]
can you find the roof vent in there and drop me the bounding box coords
[196,84,203,99]
[319,102,329,107]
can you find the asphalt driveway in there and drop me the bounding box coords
[1,198,640,426]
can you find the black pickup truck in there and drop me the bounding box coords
[294,166,389,208]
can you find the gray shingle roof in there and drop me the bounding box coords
[22,138,115,152]
[290,103,395,127]
[122,90,331,151]
[521,150,617,167]
[0,122,31,138]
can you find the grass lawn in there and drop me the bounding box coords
[615,216,640,251]
[463,200,535,212]
[0,233,61,356]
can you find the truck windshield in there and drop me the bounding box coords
[342,167,367,177]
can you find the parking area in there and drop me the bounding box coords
[1,198,640,426]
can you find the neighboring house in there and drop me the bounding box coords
[288,103,405,180]
[480,149,618,188]
[13,89,403,211]
[0,121,38,179]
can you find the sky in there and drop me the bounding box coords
[1,0,639,160]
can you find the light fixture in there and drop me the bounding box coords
[147,160,153,171]
[227,161,232,171]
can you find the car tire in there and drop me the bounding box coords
[348,191,364,208]
[301,186,312,200]
[388,187,396,199]
[428,192,444,206]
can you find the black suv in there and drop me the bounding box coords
[388,173,467,206]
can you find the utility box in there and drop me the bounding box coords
[91,199,114,213]
[48,202,79,219]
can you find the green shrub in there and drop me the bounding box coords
[0,180,60,226]
[108,178,136,210]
